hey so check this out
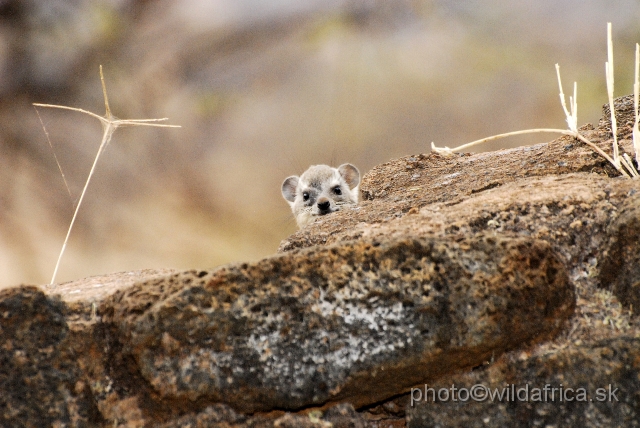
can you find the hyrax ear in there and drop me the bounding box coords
[281,176,299,202]
[338,163,360,189]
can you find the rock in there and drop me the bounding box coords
[598,192,640,309]
[269,404,366,428]
[281,167,639,281]
[100,234,572,413]
[600,94,637,130]
[156,402,365,428]
[407,337,640,427]
[277,126,609,254]
[156,403,247,428]
[4,96,640,426]
[0,286,102,426]
[321,403,367,428]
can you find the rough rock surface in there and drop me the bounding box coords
[407,337,640,427]
[2,96,640,426]
[0,286,102,426]
[598,192,640,309]
[100,235,572,413]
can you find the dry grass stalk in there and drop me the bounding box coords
[633,43,640,168]
[605,22,620,170]
[35,66,180,285]
[431,23,638,179]
[622,153,639,178]
[34,108,72,201]
[556,64,578,133]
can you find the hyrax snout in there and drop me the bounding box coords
[281,163,360,228]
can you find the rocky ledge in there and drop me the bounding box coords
[2,95,640,427]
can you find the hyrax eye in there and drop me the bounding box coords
[333,186,342,195]
[303,192,310,201]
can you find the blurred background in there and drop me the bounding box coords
[1,0,639,287]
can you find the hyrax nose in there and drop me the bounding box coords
[317,198,331,212]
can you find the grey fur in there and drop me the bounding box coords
[281,164,360,228]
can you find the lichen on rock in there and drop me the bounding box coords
[101,234,573,413]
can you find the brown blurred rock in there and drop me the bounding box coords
[600,94,638,130]
[156,403,247,428]
[407,337,640,427]
[598,192,640,309]
[0,286,103,426]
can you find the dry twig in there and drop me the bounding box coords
[35,66,180,285]
[431,23,638,179]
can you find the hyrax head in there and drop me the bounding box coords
[281,163,360,228]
